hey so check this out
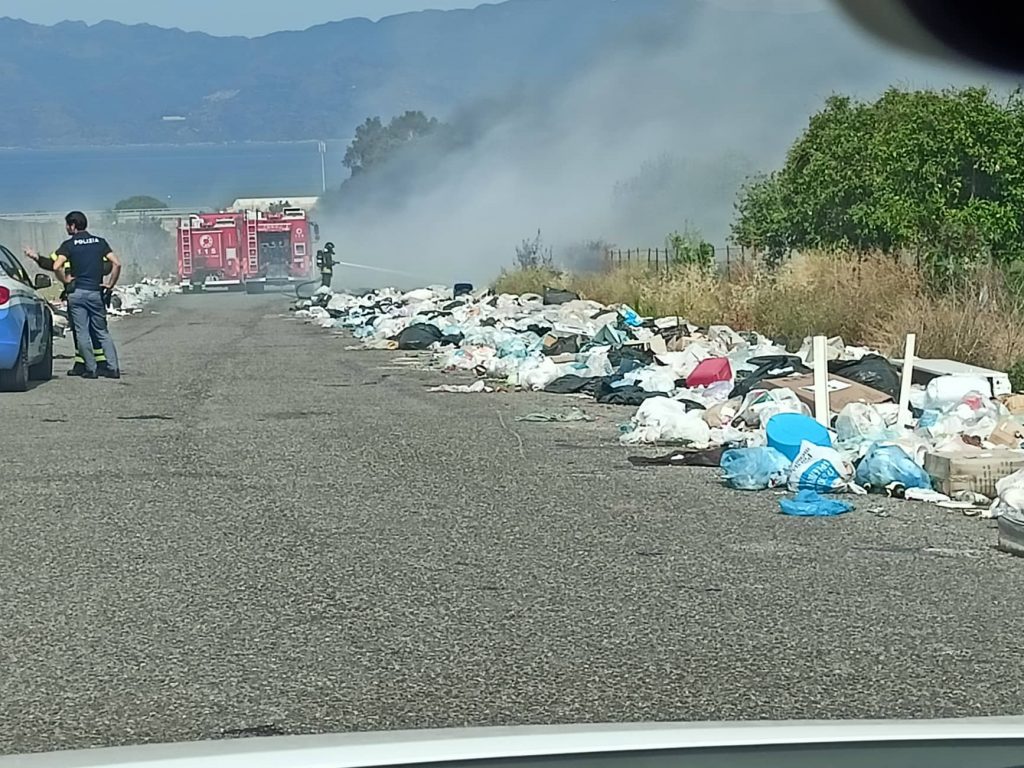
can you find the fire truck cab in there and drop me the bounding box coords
[177,207,319,293]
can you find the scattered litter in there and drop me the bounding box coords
[428,380,494,394]
[620,398,712,447]
[720,447,791,491]
[854,443,932,493]
[47,277,175,330]
[780,490,854,517]
[516,407,592,423]
[291,284,1024,548]
[788,441,856,494]
[628,447,727,468]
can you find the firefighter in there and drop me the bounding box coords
[316,242,337,288]
[24,245,114,376]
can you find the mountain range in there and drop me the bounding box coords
[0,0,1008,148]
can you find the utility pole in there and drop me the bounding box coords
[318,141,327,193]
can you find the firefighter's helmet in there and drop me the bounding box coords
[324,242,335,253]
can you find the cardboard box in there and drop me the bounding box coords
[764,373,892,412]
[924,449,1024,498]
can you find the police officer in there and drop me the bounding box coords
[23,246,114,376]
[316,242,337,288]
[49,211,122,379]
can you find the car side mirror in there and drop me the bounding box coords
[34,274,52,290]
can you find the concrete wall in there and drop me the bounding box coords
[0,215,176,281]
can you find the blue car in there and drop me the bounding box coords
[0,244,54,391]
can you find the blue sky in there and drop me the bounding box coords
[1,1,483,36]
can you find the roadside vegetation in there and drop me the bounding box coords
[493,254,1024,376]
[494,86,1024,380]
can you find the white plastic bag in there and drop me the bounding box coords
[788,440,855,493]
[620,398,712,447]
[516,357,562,391]
[835,402,889,447]
[987,468,1024,519]
[737,388,810,428]
[629,366,677,393]
[923,375,993,407]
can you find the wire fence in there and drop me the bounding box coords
[604,245,764,272]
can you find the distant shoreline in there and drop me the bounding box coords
[0,138,353,152]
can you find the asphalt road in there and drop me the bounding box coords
[3,292,1024,756]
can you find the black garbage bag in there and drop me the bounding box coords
[526,323,554,337]
[829,354,901,399]
[608,346,655,368]
[628,446,728,468]
[594,378,679,406]
[542,335,581,356]
[616,358,647,375]
[544,375,609,396]
[597,387,668,406]
[730,355,811,399]
[543,287,580,305]
[453,282,474,297]
[394,324,444,350]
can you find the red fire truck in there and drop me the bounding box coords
[177,207,320,292]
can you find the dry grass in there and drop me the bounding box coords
[492,267,564,296]
[493,252,1024,372]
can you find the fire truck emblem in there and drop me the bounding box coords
[199,234,215,249]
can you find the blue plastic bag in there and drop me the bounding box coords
[854,443,932,491]
[780,490,854,517]
[619,306,643,327]
[720,447,792,491]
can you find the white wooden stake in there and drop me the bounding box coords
[813,335,830,427]
[897,333,917,428]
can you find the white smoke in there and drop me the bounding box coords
[318,0,999,288]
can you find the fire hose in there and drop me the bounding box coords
[292,259,438,300]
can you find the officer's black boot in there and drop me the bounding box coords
[67,362,86,377]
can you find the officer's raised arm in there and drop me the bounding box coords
[24,247,59,272]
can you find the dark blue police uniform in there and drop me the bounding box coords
[56,231,120,377]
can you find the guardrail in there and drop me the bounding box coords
[0,208,208,223]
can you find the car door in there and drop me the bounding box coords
[0,245,43,358]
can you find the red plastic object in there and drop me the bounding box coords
[686,358,733,388]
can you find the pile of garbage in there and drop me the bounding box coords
[294,285,1024,548]
[50,278,176,335]
[109,278,177,316]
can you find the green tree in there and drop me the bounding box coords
[731,172,792,267]
[114,195,169,210]
[666,226,714,271]
[343,111,443,177]
[731,87,1024,279]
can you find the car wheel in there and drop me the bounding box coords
[0,332,30,392]
[28,318,53,381]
